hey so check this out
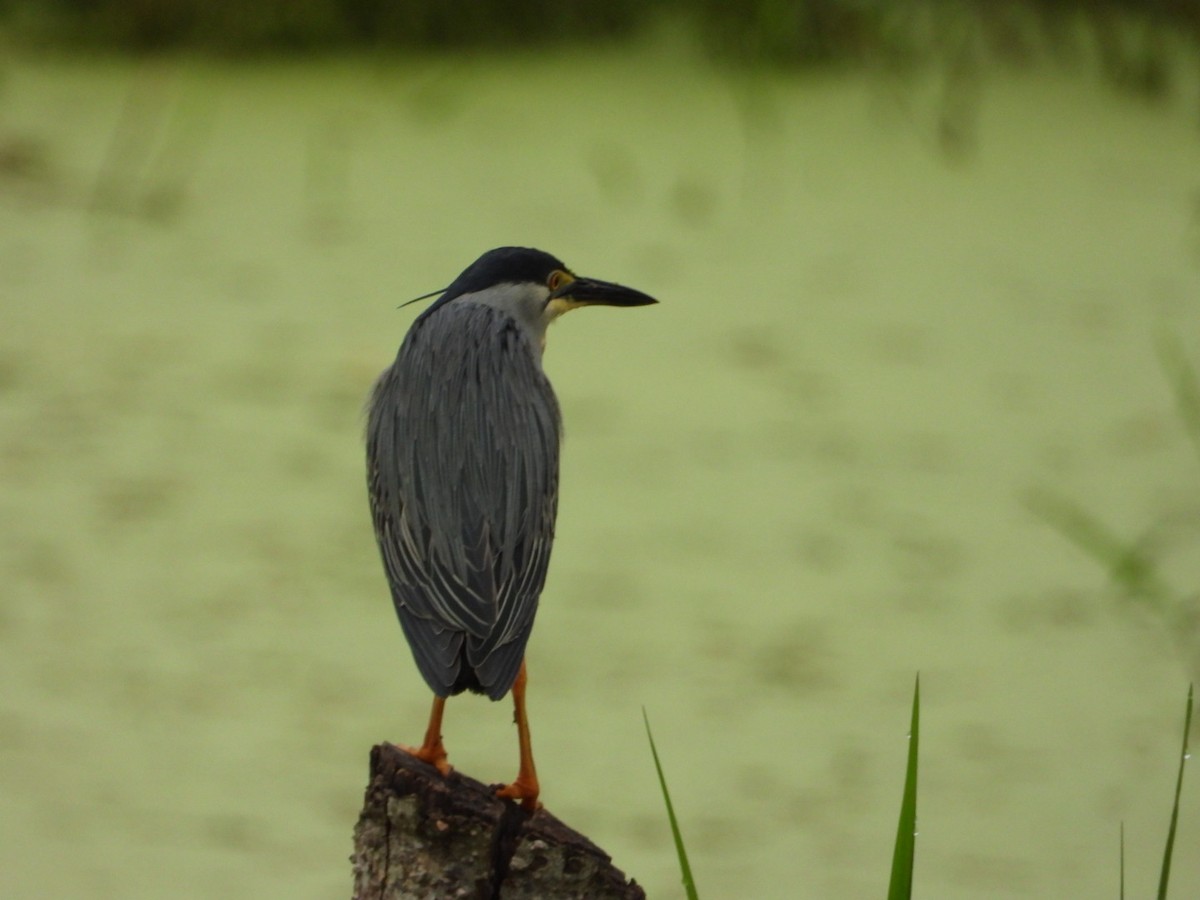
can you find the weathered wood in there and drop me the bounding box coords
[351,743,645,900]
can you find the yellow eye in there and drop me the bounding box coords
[547,270,569,292]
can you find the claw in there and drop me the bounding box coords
[399,741,451,777]
[496,777,541,812]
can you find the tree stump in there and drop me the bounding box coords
[351,743,645,899]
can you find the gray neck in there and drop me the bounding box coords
[459,282,552,355]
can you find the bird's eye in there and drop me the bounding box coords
[547,270,567,292]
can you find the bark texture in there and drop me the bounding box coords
[351,743,645,900]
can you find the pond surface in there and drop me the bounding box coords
[1,46,1198,899]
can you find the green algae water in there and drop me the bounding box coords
[1,48,1198,898]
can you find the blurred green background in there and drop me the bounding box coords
[1,2,1199,898]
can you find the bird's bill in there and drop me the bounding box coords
[549,276,657,308]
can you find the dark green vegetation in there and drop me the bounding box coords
[3,0,1200,87]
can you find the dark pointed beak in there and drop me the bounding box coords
[550,276,657,307]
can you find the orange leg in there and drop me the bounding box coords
[401,695,451,776]
[495,660,541,812]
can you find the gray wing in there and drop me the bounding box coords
[366,301,561,700]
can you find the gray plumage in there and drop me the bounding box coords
[368,296,560,700]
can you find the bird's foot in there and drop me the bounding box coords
[399,741,452,777]
[496,776,541,813]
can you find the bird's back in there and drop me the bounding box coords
[367,301,561,700]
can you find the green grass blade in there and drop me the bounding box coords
[888,674,920,900]
[1156,683,1194,900]
[644,709,699,900]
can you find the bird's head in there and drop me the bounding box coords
[419,247,656,346]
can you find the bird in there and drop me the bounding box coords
[366,247,656,811]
